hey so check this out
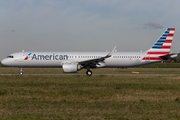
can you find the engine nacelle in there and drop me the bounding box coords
[62,63,82,73]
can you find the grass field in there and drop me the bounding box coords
[1,68,180,119]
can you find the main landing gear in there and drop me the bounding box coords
[20,68,23,75]
[86,70,92,76]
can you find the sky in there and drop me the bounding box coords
[0,0,180,60]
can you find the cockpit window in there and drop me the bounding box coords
[7,55,14,58]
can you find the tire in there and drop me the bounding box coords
[86,70,92,76]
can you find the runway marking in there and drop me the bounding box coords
[132,71,140,74]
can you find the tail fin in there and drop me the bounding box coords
[143,28,175,61]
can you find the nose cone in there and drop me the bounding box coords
[1,58,8,66]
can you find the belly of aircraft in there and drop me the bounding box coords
[105,59,141,67]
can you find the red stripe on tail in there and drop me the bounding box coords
[161,46,171,49]
[147,52,169,55]
[167,34,174,37]
[164,40,172,43]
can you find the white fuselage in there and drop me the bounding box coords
[1,51,156,68]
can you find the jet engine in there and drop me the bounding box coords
[62,63,82,73]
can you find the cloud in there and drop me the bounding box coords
[142,22,163,29]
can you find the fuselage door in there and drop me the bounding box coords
[17,53,24,62]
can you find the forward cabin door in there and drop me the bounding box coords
[18,53,24,62]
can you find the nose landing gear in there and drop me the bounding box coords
[20,68,23,75]
[86,70,92,76]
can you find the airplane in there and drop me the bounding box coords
[1,28,177,76]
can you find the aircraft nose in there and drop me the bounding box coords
[1,59,8,66]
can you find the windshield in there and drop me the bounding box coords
[7,55,14,58]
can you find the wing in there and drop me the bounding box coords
[79,46,116,68]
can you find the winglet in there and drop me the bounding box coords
[104,46,116,58]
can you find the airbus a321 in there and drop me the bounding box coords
[1,28,177,75]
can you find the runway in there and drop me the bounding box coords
[0,74,179,76]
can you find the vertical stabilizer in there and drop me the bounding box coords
[142,28,175,61]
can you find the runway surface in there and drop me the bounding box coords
[0,74,179,76]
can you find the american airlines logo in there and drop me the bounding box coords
[24,53,32,60]
[31,54,68,60]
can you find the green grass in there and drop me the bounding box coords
[1,75,180,119]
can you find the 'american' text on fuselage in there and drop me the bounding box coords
[31,54,68,60]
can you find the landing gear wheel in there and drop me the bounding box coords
[20,68,23,75]
[86,70,92,76]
